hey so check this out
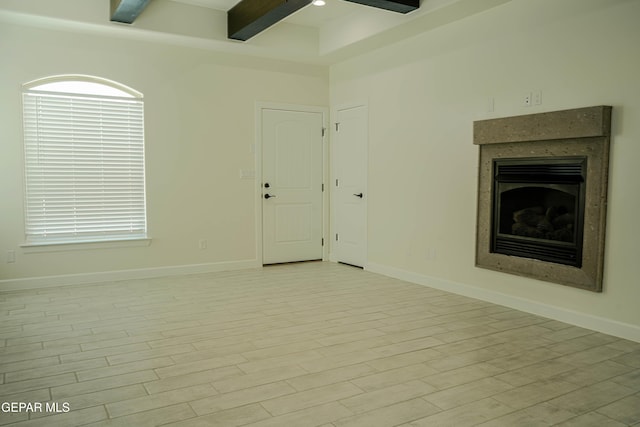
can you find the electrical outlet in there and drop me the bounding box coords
[198,240,207,249]
[533,90,542,105]
[7,250,15,263]
[523,92,532,107]
[487,97,495,113]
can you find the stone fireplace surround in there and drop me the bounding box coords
[474,106,612,292]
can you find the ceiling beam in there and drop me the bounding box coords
[228,0,312,42]
[110,0,153,24]
[343,0,419,14]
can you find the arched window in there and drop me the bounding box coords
[22,75,147,244]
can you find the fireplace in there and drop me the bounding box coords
[474,106,612,292]
[492,157,586,267]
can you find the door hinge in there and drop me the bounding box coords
[322,183,324,192]
[322,127,326,137]
[335,122,340,132]
[322,238,324,246]
[335,179,339,187]
[336,233,339,241]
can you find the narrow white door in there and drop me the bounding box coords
[262,109,323,264]
[333,105,368,267]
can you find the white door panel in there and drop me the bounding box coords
[263,109,323,264]
[333,105,368,267]
[275,203,312,242]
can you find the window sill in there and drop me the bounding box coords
[21,237,152,253]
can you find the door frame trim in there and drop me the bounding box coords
[255,102,329,265]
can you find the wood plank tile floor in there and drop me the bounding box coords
[1,261,639,426]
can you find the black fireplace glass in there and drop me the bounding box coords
[491,157,586,267]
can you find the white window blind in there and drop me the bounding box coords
[22,87,147,244]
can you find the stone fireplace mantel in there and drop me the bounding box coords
[474,106,612,292]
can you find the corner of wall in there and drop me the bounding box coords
[366,262,640,343]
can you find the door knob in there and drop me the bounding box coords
[353,193,363,198]
[264,194,276,199]
[264,183,270,188]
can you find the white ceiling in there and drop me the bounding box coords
[163,0,436,63]
[0,0,512,66]
[170,0,238,10]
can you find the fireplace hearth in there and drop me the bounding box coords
[474,106,612,292]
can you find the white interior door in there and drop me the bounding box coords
[333,104,368,267]
[262,109,323,264]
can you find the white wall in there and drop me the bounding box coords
[330,0,640,336]
[0,22,328,284]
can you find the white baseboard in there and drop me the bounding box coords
[366,262,640,343]
[0,259,262,292]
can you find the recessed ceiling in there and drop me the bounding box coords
[0,0,512,66]
[170,0,363,28]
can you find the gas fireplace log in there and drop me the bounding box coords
[512,206,574,242]
[513,206,545,227]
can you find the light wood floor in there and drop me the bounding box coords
[1,261,639,426]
